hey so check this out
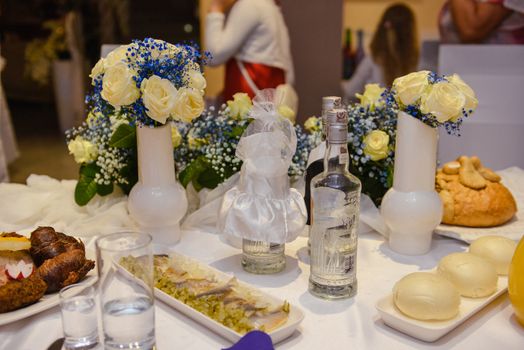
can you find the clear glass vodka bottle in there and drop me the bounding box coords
[305,96,342,227]
[309,109,361,299]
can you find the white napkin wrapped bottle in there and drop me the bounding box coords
[218,89,307,273]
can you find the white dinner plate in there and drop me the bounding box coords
[118,252,305,344]
[375,276,508,342]
[0,250,97,326]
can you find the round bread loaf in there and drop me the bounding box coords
[437,252,498,298]
[436,156,517,227]
[469,236,517,275]
[393,272,460,321]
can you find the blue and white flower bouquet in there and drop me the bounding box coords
[66,38,208,205]
[388,70,477,135]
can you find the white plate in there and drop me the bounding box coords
[0,250,97,326]
[375,276,508,342]
[119,253,305,344]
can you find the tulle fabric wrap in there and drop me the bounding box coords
[217,89,307,244]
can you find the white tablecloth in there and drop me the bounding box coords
[1,228,524,350]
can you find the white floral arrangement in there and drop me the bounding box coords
[175,93,317,191]
[66,38,209,205]
[388,70,478,135]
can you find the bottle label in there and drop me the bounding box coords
[310,188,360,277]
[339,147,349,165]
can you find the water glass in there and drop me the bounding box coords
[96,232,155,350]
[242,239,286,274]
[59,284,99,350]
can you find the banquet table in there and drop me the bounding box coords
[0,175,524,350]
[0,180,524,350]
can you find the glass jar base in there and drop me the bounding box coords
[308,279,357,300]
[241,256,286,274]
[104,336,155,350]
[64,334,99,350]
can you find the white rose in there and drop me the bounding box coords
[68,136,98,164]
[187,70,206,94]
[89,58,105,84]
[101,62,140,107]
[149,39,182,59]
[393,70,430,106]
[104,45,131,69]
[141,75,178,124]
[446,74,478,112]
[421,82,466,123]
[363,130,390,161]
[172,87,205,123]
[356,83,385,109]
[227,93,252,119]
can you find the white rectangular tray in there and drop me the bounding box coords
[375,276,508,342]
[123,253,305,344]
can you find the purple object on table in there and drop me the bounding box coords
[223,330,274,350]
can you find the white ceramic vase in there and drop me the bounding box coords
[380,111,443,255]
[128,124,188,245]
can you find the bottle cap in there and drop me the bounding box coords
[322,96,342,113]
[322,97,342,138]
[327,109,348,143]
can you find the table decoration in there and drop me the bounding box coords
[68,38,207,244]
[217,89,307,273]
[177,93,316,241]
[380,71,478,255]
[509,234,524,327]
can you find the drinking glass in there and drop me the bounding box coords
[96,232,155,350]
[59,284,99,350]
[242,239,286,274]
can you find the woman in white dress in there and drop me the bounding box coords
[205,0,294,101]
[341,4,419,100]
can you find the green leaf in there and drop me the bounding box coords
[119,157,138,194]
[97,182,114,196]
[227,125,247,138]
[197,167,221,190]
[74,163,99,206]
[179,156,209,188]
[109,124,136,148]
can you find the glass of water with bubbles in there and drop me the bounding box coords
[96,232,155,350]
[59,284,99,350]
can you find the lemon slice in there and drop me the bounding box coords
[0,236,31,251]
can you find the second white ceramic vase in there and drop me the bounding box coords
[128,124,188,245]
[380,111,443,255]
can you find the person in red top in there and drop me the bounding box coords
[205,0,294,101]
[440,0,524,44]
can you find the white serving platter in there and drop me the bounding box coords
[120,252,304,344]
[375,276,508,342]
[0,249,97,326]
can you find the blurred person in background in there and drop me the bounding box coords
[440,0,524,44]
[341,3,419,100]
[205,0,294,101]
